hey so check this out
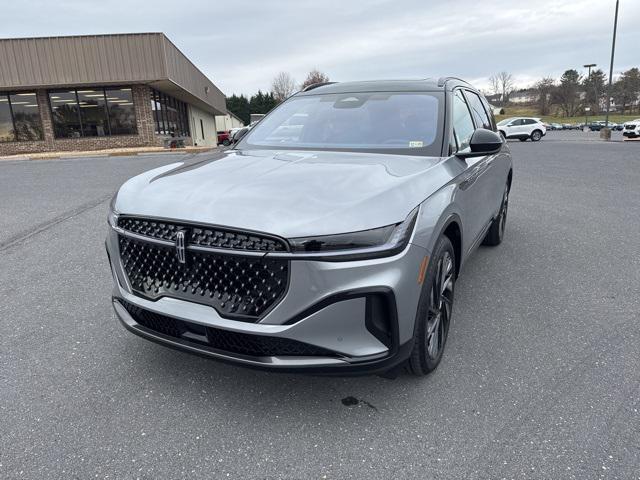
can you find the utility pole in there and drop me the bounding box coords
[604,0,620,130]
[583,63,596,125]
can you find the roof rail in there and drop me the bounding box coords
[302,81,337,92]
[437,77,469,87]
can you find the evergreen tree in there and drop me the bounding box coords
[226,94,250,125]
[552,69,582,117]
[612,68,640,115]
[249,90,278,115]
[582,69,606,114]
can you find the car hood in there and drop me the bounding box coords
[114,149,449,238]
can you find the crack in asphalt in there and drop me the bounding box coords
[0,194,112,252]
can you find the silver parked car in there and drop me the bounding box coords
[106,78,513,376]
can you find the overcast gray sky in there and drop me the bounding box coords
[3,0,639,96]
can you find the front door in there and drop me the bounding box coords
[449,89,493,254]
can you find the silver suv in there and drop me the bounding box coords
[106,78,513,376]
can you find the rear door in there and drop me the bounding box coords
[463,89,507,218]
[521,118,538,136]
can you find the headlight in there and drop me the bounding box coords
[288,207,419,259]
[107,194,119,228]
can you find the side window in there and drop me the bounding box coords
[465,91,492,130]
[480,97,497,131]
[452,90,475,151]
[511,119,523,126]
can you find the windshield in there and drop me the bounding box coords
[240,92,443,155]
[497,118,515,126]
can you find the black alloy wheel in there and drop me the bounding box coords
[408,236,456,376]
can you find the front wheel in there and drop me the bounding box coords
[222,139,231,146]
[531,130,542,141]
[407,236,456,376]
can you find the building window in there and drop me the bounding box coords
[106,88,137,135]
[150,88,190,137]
[200,119,205,139]
[78,89,109,137]
[48,87,137,138]
[0,92,43,142]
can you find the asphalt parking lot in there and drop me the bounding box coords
[1,137,639,479]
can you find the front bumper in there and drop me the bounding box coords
[106,226,427,374]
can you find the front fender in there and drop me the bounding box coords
[411,184,463,260]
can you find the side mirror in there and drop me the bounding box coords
[457,129,503,158]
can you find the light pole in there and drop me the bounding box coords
[583,63,596,125]
[604,0,620,131]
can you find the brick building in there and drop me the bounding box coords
[0,33,227,156]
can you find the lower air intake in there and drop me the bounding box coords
[120,300,337,358]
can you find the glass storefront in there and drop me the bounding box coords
[48,87,137,138]
[150,88,190,137]
[0,92,43,142]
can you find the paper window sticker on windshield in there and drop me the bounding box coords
[409,141,424,148]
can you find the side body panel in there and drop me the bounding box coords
[413,85,512,268]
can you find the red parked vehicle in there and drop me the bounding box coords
[217,131,231,146]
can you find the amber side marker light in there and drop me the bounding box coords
[417,256,430,284]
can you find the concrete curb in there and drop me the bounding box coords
[0,147,218,163]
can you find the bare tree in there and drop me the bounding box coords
[498,72,515,104]
[271,72,297,102]
[300,69,330,90]
[535,77,555,115]
[488,75,501,97]
[489,72,515,104]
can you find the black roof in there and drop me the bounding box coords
[297,77,474,96]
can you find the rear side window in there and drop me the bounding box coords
[452,90,475,151]
[480,97,497,131]
[464,91,492,130]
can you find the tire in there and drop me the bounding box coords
[222,139,231,146]
[531,130,542,141]
[407,236,456,376]
[483,183,509,246]
[519,137,527,142]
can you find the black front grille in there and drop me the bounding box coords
[118,235,289,321]
[117,217,288,252]
[625,125,636,130]
[120,300,336,357]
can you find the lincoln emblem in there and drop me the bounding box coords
[175,230,186,264]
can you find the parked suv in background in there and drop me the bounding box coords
[107,78,512,376]
[497,117,546,141]
[623,119,640,138]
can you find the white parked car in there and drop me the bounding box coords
[622,119,640,139]
[497,117,546,142]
